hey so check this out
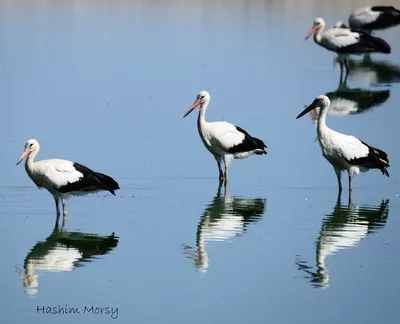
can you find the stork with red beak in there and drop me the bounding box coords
[183,91,267,183]
[16,139,120,217]
[305,17,391,77]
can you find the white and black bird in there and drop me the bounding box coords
[296,95,389,196]
[183,91,267,182]
[348,6,400,33]
[305,18,391,76]
[16,139,120,217]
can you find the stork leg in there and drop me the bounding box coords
[217,160,224,182]
[223,155,233,183]
[348,174,353,199]
[334,167,342,194]
[62,198,67,217]
[344,59,350,75]
[54,197,61,216]
[339,60,344,80]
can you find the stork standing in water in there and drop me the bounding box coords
[296,96,389,197]
[16,139,120,217]
[183,91,267,183]
[347,6,400,33]
[305,18,391,78]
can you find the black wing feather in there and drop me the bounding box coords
[336,32,391,54]
[227,126,267,155]
[345,141,390,177]
[366,6,400,30]
[56,162,120,195]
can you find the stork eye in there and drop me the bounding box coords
[201,96,205,99]
[30,144,33,147]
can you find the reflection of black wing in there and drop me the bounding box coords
[325,88,390,114]
[24,227,119,269]
[320,198,389,235]
[183,185,266,272]
[296,198,389,288]
[203,191,265,229]
[57,233,119,266]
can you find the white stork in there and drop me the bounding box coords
[296,95,390,197]
[183,91,267,182]
[16,139,120,217]
[305,18,391,76]
[348,6,400,33]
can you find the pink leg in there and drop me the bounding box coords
[217,161,224,182]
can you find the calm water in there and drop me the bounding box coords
[1,0,400,323]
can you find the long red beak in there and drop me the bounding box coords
[183,99,201,118]
[16,149,30,165]
[305,26,317,40]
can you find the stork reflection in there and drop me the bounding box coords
[183,184,265,273]
[308,76,389,126]
[296,196,389,288]
[334,56,400,85]
[16,215,119,295]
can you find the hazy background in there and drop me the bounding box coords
[0,1,399,323]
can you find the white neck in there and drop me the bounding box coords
[314,26,323,45]
[317,104,329,144]
[197,101,209,131]
[25,149,38,174]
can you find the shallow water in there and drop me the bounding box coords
[1,1,400,323]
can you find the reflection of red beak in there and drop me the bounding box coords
[183,99,201,118]
[16,149,30,165]
[305,26,317,40]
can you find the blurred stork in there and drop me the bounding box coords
[349,6,400,33]
[305,18,391,78]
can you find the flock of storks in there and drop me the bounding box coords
[16,5,400,216]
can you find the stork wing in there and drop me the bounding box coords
[323,29,360,49]
[36,159,83,187]
[335,134,369,162]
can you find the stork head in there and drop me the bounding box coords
[16,139,40,165]
[296,95,330,119]
[305,18,325,40]
[183,91,210,118]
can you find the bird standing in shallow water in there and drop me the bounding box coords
[296,95,389,198]
[305,18,391,78]
[183,91,267,183]
[16,139,120,217]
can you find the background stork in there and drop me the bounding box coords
[183,91,267,183]
[296,95,390,198]
[305,18,391,78]
[348,6,400,33]
[16,139,120,217]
